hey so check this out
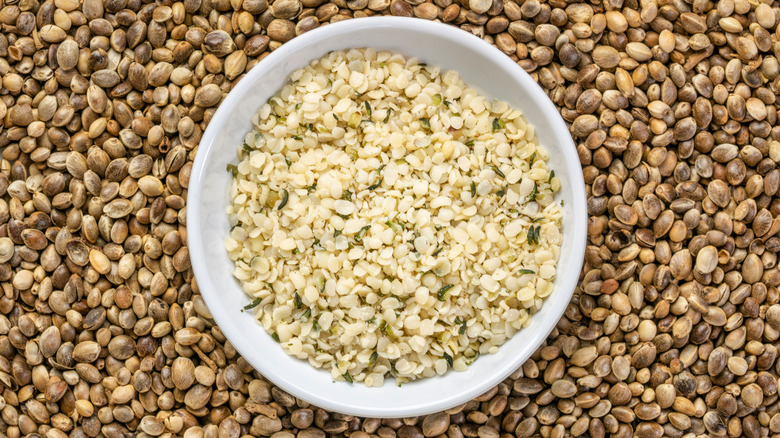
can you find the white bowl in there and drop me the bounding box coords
[188,16,586,418]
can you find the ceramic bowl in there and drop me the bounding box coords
[188,16,587,417]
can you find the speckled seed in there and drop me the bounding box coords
[695,246,718,274]
[72,341,101,362]
[550,380,577,398]
[422,412,450,437]
[0,238,14,263]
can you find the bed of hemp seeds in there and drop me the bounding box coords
[1,0,780,436]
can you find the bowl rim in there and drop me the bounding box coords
[188,16,587,417]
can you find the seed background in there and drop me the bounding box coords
[0,0,777,437]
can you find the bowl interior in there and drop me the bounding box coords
[189,17,586,418]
